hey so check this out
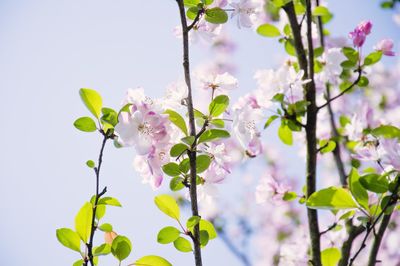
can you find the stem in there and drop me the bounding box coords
[338,221,365,266]
[175,1,202,265]
[283,1,321,264]
[85,132,109,266]
[219,230,252,266]
[367,213,392,266]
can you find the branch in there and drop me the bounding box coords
[349,178,400,266]
[175,1,202,265]
[338,221,365,266]
[367,213,392,266]
[187,9,204,32]
[85,132,109,266]
[319,222,337,236]
[317,68,362,110]
[219,230,252,266]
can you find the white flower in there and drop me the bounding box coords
[197,71,238,93]
[162,81,188,110]
[320,48,346,83]
[230,0,257,29]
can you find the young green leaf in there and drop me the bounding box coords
[170,143,188,157]
[101,107,118,127]
[257,23,281,37]
[94,243,111,256]
[199,230,209,247]
[86,160,95,168]
[363,51,383,66]
[198,129,230,144]
[154,195,180,220]
[196,155,212,173]
[162,162,182,177]
[321,247,341,266]
[205,8,228,24]
[73,259,84,266]
[79,88,102,118]
[210,119,225,128]
[184,0,200,7]
[74,117,97,132]
[283,191,297,202]
[56,228,81,252]
[278,124,293,145]
[165,109,188,136]
[134,255,172,266]
[96,205,106,220]
[111,235,132,262]
[181,136,195,146]
[179,158,190,173]
[75,202,93,243]
[306,187,358,210]
[371,125,400,139]
[319,140,336,153]
[157,226,181,244]
[209,95,229,117]
[186,216,201,230]
[312,6,330,16]
[98,223,113,232]
[349,168,369,211]
[190,219,217,239]
[173,237,193,252]
[359,173,389,193]
[170,177,185,191]
[264,115,279,129]
[98,197,122,207]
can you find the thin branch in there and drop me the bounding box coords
[85,132,109,266]
[367,213,392,266]
[338,221,365,266]
[349,178,400,266]
[219,230,252,266]
[175,1,203,265]
[317,69,362,110]
[187,9,204,32]
[319,222,337,236]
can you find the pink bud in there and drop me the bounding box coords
[374,38,395,56]
[358,20,373,35]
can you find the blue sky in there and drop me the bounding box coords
[0,1,398,265]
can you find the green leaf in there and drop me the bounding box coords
[154,195,180,220]
[360,173,389,193]
[198,129,230,144]
[94,243,111,256]
[179,158,190,173]
[340,60,357,69]
[75,117,98,135]
[186,216,201,230]
[205,8,228,24]
[73,259,84,266]
[184,0,200,7]
[96,205,106,220]
[181,136,195,146]
[198,219,217,239]
[202,0,214,5]
[98,197,122,207]
[173,237,193,252]
[271,0,292,8]
[257,23,281,37]
[165,109,188,136]
[111,235,132,262]
[306,187,358,210]
[321,247,341,266]
[79,88,102,119]
[278,123,293,145]
[187,6,199,20]
[264,115,279,129]
[134,255,172,266]
[86,160,95,168]
[157,226,181,244]
[210,119,225,128]
[170,177,185,191]
[74,117,97,132]
[339,210,356,221]
[312,6,330,16]
[162,162,182,177]
[349,168,369,211]
[56,228,81,252]
[380,195,396,215]
[209,95,229,117]
[363,51,383,66]
[170,143,188,157]
[358,76,369,87]
[342,47,359,63]
[196,155,211,173]
[101,107,118,127]
[372,125,400,139]
[284,39,296,56]
[319,140,336,154]
[98,223,113,232]
[283,191,297,201]
[75,202,93,243]
[199,230,209,247]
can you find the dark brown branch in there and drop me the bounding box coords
[317,69,362,110]
[338,221,365,266]
[175,1,203,265]
[349,179,400,266]
[187,9,204,32]
[319,222,337,236]
[85,132,109,266]
[283,1,321,265]
[367,213,392,266]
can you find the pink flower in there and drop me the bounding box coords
[255,175,290,204]
[349,20,373,48]
[374,39,396,56]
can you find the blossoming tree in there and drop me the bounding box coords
[56,0,400,265]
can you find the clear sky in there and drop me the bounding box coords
[0,1,398,265]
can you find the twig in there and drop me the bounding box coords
[187,9,204,32]
[319,222,337,236]
[175,1,203,265]
[85,131,110,266]
[219,230,252,266]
